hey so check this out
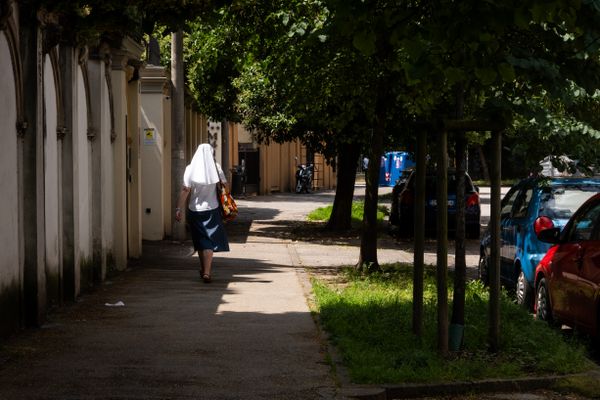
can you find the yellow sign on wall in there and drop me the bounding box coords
[143,128,156,145]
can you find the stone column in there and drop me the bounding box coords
[111,37,144,270]
[127,75,142,258]
[19,14,46,326]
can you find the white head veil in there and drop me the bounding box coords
[186,144,220,185]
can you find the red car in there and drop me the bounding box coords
[534,193,600,337]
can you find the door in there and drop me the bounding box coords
[499,186,521,282]
[502,186,533,281]
[568,201,600,331]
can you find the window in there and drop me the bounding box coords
[570,201,600,242]
[501,188,521,217]
[539,185,599,220]
[513,188,533,218]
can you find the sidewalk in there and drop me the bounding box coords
[0,192,344,399]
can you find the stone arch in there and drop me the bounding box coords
[0,0,23,336]
[0,0,26,136]
[47,46,66,139]
[78,47,95,141]
[103,54,116,142]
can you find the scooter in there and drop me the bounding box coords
[295,158,314,193]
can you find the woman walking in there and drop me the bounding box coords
[175,143,230,283]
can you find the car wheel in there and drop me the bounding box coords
[478,254,489,285]
[536,278,553,323]
[516,269,533,310]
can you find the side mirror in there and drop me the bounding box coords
[534,216,560,243]
[537,227,561,244]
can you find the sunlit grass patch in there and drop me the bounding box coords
[307,201,388,225]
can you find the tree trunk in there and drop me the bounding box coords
[477,144,490,182]
[326,142,360,231]
[436,127,449,356]
[489,130,502,353]
[358,102,386,271]
[450,131,467,350]
[412,131,427,337]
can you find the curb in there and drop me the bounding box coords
[341,375,566,399]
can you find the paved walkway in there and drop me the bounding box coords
[0,188,482,399]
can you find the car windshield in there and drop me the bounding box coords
[424,174,474,193]
[538,185,600,220]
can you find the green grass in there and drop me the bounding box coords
[312,264,594,385]
[307,201,388,225]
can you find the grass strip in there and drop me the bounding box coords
[307,201,388,225]
[312,264,593,384]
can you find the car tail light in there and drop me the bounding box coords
[466,192,479,208]
[536,245,558,276]
[534,216,554,236]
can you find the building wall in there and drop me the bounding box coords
[0,30,22,336]
[140,74,166,240]
[257,139,336,194]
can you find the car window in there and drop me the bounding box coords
[501,188,521,216]
[513,188,533,218]
[407,172,475,196]
[538,185,600,220]
[569,201,600,241]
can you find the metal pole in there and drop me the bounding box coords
[489,130,502,352]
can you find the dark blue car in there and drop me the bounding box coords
[479,177,600,308]
[390,169,481,238]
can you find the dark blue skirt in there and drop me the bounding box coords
[187,208,230,252]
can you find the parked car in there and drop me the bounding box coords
[534,193,600,337]
[479,177,600,308]
[389,169,481,238]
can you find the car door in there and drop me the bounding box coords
[502,185,534,283]
[500,186,522,282]
[569,201,600,332]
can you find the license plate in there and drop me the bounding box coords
[430,200,455,206]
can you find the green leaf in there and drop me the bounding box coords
[353,30,376,56]
[444,67,464,85]
[475,67,497,85]
[498,63,515,82]
[402,37,424,61]
[514,7,530,28]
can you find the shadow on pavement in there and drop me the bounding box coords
[0,241,334,399]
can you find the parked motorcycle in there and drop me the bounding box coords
[295,158,314,193]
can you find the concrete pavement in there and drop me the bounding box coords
[0,192,345,399]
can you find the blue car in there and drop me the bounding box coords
[478,177,600,308]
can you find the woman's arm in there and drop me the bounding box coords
[174,186,191,222]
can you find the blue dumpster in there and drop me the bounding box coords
[378,154,391,186]
[389,151,415,184]
[379,151,415,186]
